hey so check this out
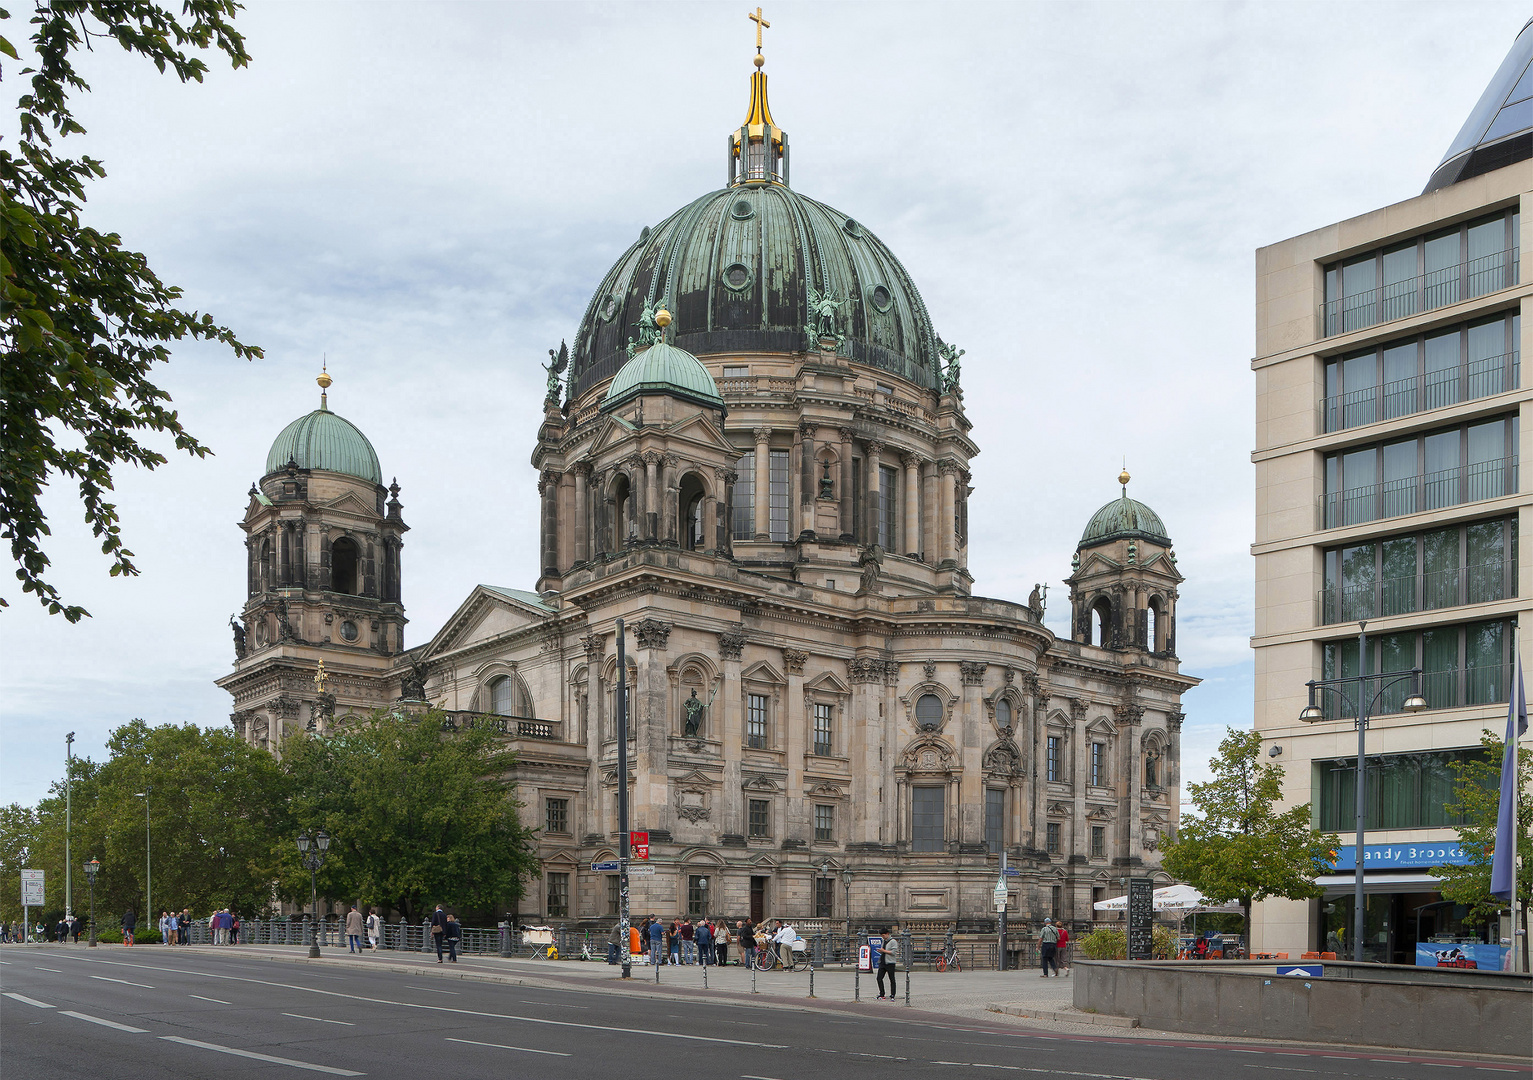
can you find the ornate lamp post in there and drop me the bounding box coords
[1299,621,1427,963]
[296,831,331,958]
[841,867,855,937]
[83,858,100,947]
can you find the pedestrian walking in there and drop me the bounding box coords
[121,909,136,946]
[181,908,193,945]
[366,909,381,950]
[1040,918,1060,977]
[444,914,461,963]
[877,926,900,999]
[346,906,365,953]
[231,912,241,945]
[1057,923,1071,976]
[429,904,450,963]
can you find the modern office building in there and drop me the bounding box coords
[1251,22,1533,962]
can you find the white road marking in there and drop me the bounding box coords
[446,1036,570,1057]
[519,998,587,1008]
[35,967,63,972]
[189,994,232,1004]
[406,985,458,994]
[742,1075,795,1080]
[60,1010,149,1033]
[283,1012,355,1026]
[2,992,54,1008]
[89,974,154,988]
[159,1036,365,1076]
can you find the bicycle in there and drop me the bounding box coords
[754,942,812,972]
[935,944,962,972]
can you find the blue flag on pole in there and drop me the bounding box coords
[1490,657,1527,902]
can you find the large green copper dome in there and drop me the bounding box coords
[603,340,724,413]
[1081,492,1171,547]
[265,407,382,485]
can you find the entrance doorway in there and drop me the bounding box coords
[750,876,768,923]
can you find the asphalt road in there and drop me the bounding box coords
[2,948,1527,1079]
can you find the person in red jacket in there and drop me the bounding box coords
[1057,923,1071,975]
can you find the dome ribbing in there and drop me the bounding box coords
[602,341,724,413]
[1080,495,1171,547]
[265,409,382,485]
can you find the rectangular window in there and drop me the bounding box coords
[984,788,1005,854]
[607,875,620,915]
[747,693,768,749]
[1322,517,1517,624]
[544,797,569,835]
[1046,736,1062,783]
[1051,885,1063,920]
[732,452,755,540]
[769,449,790,541]
[1090,743,1106,787]
[813,702,833,756]
[815,875,835,918]
[1324,618,1513,718]
[546,872,569,918]
[814,803,835,842]
[1045,821,1061,855]
[1091,826,1106,858]
[1317,747,1493,832]
[911,786,945,852]
[687,875,709,917]
[722,364,749,379]
[878,464,899,551]
[748,798,770,838]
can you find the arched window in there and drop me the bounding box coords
[612,475,632,547]
[331,537,360,595]
[1146,599,1160,652]
[995,697,1012,729]
[678,473,707,551]
[259,539,273,591]
[915,694,943,730]
[1091,598,1113,647]
[490,676,516,716]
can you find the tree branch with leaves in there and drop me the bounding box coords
[1,1,260,622]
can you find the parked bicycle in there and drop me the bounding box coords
[754,942,812,972]
[935,943,962,972]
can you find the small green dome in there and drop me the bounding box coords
[1081,494,1170,547]
[602,341,724,412]
[265,408,382,485]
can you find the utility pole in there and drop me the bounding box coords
[617,617,631,980]
[997,850,1008,971]
[65,732,74,918]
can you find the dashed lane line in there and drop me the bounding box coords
[159,1036,365,1076]
[189,994,231,1004]
[283,1013,355,1026]
[35,967,63,972]
[60,1011,149,1033]
[88,974,154,989]
[445,1036,570,1057]
[405,985,458,994]
[2,992,54,1008]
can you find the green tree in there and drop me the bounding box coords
[1430,731,1531,938]
[1162,727,1339,936]
[1,1,260,622]
[281,709,541,922]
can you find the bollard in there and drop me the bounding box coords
[808,964,815,998]
[751,963,757,994]
[499,921,511,958]
[904,930,912,1008]
[655,960,661,984]
[702,962,708,989]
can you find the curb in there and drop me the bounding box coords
[987,1003,1139,1028]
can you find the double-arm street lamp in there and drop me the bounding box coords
[83,858,100,947]
[1298,620,1427,963]
[296,831,331,958]
[132,791,151,927]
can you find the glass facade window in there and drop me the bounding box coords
[1045,821,1061,854]
[1320,415,1518,529]
[1316,747,1492,831]
[732,452,754,539]
[814,803,834,842]
[687,875,709,916]
[1091,826,1106,858]
[1047,736,1062,782]
[547,872,569,918]
[1320,517,1517,623]
[813,702,833,756]
[1322,312,1519,431]
[544,797,569,834]
[878,464,899,550]
[911,786,945,852]
[748,798,770,838]
[769,449,790,541]
[1321,618,1514,718]
[1322,209,1519,335]
[815,875,834,918]
[985,788,1004,853]
[747,693,768,749]
[1090,743,1106,787]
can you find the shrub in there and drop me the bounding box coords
[92,928,161,945]
[1076,925,1178,960]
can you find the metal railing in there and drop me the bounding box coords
[1321,251,1518,337]
[1318,457,1518,529]
[1321,354,1519,433]
[1317,560,1515,624]
[1320,660,1512,719]
[439,711,559,740]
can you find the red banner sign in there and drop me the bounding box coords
[631,831,649,860]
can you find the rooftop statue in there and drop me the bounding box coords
[543,340,569,406]
[937,338,964,393]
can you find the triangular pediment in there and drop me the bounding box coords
[426,585,551,658]
[741,660,785,685]
[586,415,637,458]
[321,490,377,517]
[805,670,850,695]
[664,411,738,455]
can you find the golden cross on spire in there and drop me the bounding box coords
[748,6,770,52]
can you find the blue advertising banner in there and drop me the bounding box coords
[1326,843,1474,871]
[1415,942,1509,970]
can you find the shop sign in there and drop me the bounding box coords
[1325,843,1473,871]
[1415,942,1509,970]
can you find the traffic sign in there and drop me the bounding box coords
[1276,965,1323,978]
[591,860,619,872]
[1002,867,1022,877]
[627,865,655,877]
[21,869,43,906]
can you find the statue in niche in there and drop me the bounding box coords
[682,684,719,737]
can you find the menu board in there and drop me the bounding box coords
[1127,877,1154,961]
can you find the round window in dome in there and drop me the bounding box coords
[639,225,651,242]
[869,285,893,313]
[598,294,619,321]
[730,198,755,220]
[842,218,862,237]
[340,620,359,643]
[915,693,944,730]
[721,263,754,292]
[995,697,1011,728]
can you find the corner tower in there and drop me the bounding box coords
[1067,471,1181,654]
[217,370,409,751]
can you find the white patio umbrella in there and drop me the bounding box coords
[1092,883,1241,914]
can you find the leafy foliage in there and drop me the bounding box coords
[1162,728,1339,934]
[280,709,541,922]
[1429,730,1532,925]
[1075,925,1176,960]
[1,2,260,622]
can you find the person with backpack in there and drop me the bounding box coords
[1039,918,1060,977]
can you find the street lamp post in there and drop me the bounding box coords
[65,732,74,922]
[296,831,331,958]
[1298,621,1427,963]
[841,868,854,938]
[83,859,100,947]
[132,791,151,928]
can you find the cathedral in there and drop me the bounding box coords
[218,36,1197,929]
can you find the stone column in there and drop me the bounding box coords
[540,471,558,576]
[1120,706,1143,863]
[662,454,679,545]
[753,427,771,541]
[865,441,884,548]
[940,462,957,565]
[644,453,660,541]
[799,423,817,536]
[922,461,938,564]
[958,471,971,569]
[1071,699,1088,863]
[1028,677,1048,852]
[573,465,589,564]
[838,428,854,540]
[716,468,736,557]
[903,454,921,559]
[720,637,744,836]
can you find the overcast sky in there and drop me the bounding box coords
[1,1,1524,810]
